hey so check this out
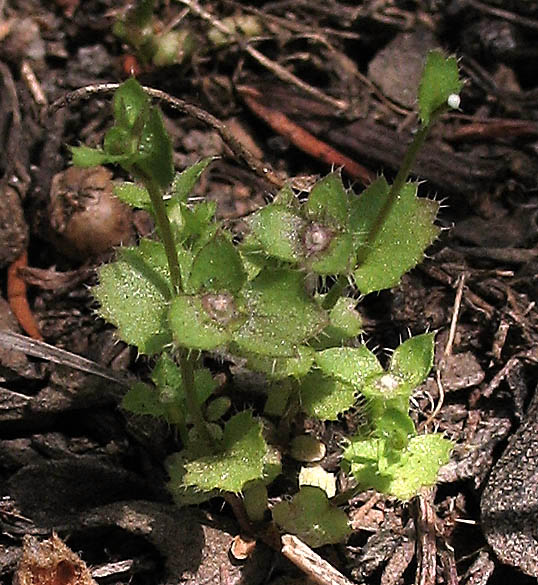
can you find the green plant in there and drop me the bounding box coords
[113,0,263,68]
[71,50,461,547]
[114,0,194,68]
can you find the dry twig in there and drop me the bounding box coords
[423,273,466,428]
[415,490,437,585]
[49,83,285,189]
[177,0,349,111]
[281,534,354,585]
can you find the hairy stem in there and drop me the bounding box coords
[144,178,212,447]
[179,350,214,449]
[357,122,431,263]
[386,125,430,210]
[168,404,189,446]
[145,177,182,294]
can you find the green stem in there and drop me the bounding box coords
[142,176,211,448]
[167,404,189,446]
[145,177,182,294]
[357,121,431,263]
[179,350,214,449]
[387,124,430,209]
[322,275,346,310]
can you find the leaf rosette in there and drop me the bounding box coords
[245,172,355,275]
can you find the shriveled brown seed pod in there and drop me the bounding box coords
[48,166,134,260]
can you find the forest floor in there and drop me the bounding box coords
[1,1,538,584]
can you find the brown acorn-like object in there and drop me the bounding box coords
[48,166,134,260]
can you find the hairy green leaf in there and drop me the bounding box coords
[166,450,218,506]
[182,411,267,492]
[169,294,240,350]
[314,346,384,388]
[353,181,439,294]
[309,232,353,275]
[273,183,298,207]
[136,107,174,188]
[305,172,349,228]
[171,203,218,255]
[243,346,315,379]
[272,486,350,547]
[122,381,166,417]
[150,355,217,410]
[300,370,357,420]
[93,239,172,354]
[70,145,117,167]
[328,296,363,337]
[189,235,246,293]
[247,205,305,263]
[113,77,148,128]
[114,182,151,209]
[418,51,462,126]
[171,157,215,203]
[390,333,435,387]
[343,433,453,500]
[375,408,416,451]
[104,126,135,158]
[233,269,328,357]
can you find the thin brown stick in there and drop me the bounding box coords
[483,346,538,398]
[226,1,362,40]
[439,544,459,585]
[239,85,375,186]
[21,59,48,107]
[467,0,538,31]
[281,534,354,585]
[445,273,466,359]
[415,490,437,585]
[48,83,285,189]
[447,118,538,142]
[177,0,348,111]
[423,273,466,428]
[0,60,31,188]
[0,330,130,386]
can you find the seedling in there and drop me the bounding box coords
[113,0,263,68]
[114,0,194,68]
[71,50,461,547]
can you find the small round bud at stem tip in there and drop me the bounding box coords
[447,94,460,109]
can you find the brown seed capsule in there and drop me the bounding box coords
[48,166,134,260]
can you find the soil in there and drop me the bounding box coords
[1,1,538,584]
